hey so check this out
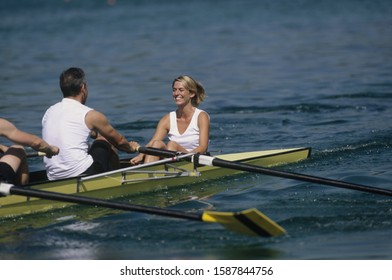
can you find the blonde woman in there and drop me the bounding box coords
[131,75,209,164]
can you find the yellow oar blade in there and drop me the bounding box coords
[202,208,286,237]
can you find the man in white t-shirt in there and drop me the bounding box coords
[42,67,139,180]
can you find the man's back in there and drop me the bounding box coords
[42,98,93,180]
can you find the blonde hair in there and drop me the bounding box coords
[172,75,206,107]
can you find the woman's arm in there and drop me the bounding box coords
[192,111,210,154]
[130,114,170,164]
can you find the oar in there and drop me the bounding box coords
[137,147,392,197]
[0,183,285,237]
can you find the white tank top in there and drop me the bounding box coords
[42,98,94,180]
[168,108,204,152]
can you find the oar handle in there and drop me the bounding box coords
[138,146,178,157]
[27,151,46,158]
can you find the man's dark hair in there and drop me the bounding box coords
[59,67,86,97]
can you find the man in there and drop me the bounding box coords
[0,118,59,185]
[42,67,139,180]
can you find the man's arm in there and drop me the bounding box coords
[85,110,138,153]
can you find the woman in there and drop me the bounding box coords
[131,75,209,164]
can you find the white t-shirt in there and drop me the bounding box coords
[168,108,205,152]
[42,98,93,180]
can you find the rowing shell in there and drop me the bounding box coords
[0,147,310,219]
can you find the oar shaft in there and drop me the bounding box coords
[211,158,392,196]
[6,185,202,221]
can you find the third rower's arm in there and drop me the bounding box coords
[86,110,138,153]
[0,118,59,157]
